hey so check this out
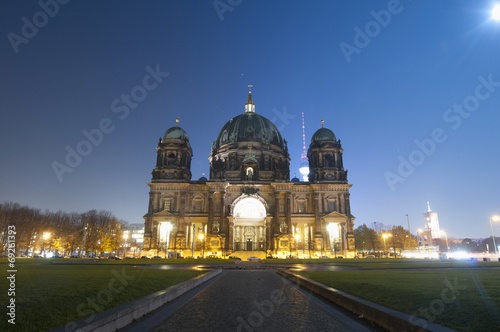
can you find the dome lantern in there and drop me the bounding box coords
[244,84,255,114]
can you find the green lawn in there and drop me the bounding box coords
[296,269,500,332]
[0,257,237,265]
[263,257,500,269]
[0,264,204,332]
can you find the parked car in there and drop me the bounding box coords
[140,256,150,259]
[108,256,121,260]
[247,256,262,261]
[152,256,162,259]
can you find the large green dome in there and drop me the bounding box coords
[215,112,284,149]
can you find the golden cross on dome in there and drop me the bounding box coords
[248,84,253,93]
[321,119,324,128]
[176,118,180,127]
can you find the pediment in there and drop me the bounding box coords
[153,210,179,218]
[322,211,347,220]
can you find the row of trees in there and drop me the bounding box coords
[354,222,500,254]
[354,222,416,254]
[0,201,128,257]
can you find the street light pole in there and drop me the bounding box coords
[191,224,195,259]
[406,214,412,247]
[489,215,500,257]
[164,222,172,259]
[383,234,387,256]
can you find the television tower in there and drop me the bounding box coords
[299,112,309,181]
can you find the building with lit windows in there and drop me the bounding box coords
[142,87,355,258]
[122,223,145,256]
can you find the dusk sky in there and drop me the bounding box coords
[1,0,500,238]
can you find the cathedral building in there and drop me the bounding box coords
[143,87,355,258]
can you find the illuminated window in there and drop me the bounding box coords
[164,200,171,212]
[280,204,284,213]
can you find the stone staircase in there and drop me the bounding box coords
[230,251,266,260]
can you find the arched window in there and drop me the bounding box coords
[164,199,171,212]
[296,197,307,213]
[193,196,204,212]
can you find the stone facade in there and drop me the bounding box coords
[143,90,355,258]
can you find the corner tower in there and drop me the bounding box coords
[308,120,347,183]
[151,119,193,182]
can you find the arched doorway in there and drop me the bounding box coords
[232,196,267,251]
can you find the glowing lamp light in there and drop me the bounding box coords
[43,232,51,240]
[492,4,500,21]
[199,233,204,240]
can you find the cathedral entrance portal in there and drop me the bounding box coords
[232,196,267,251]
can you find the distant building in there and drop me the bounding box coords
[142,87,355,258]
[123,223,145,249]
[423,202,444,239]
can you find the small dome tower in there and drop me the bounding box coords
[152,118,193,182]
[307,120,347,183]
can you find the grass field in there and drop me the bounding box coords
[1,257,237,265]
[263,257,500,269]
[296,269,500,332]
[0,264,204,332]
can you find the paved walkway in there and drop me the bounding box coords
[123,269,376,332]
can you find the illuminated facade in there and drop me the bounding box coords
[424,202,444,240]
[143,88,355,258]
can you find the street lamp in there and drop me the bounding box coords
[199,233,205,258]
[382,233,392,257]
[123,233,129,257]
[327,223,335,257]
[489,215,500,256]
[191,224,195,259]
[417,229,423,246]
[441,230,449,252]
[42,232,51,257]
[164,222,172,259]
[295,234,301,258]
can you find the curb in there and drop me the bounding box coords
[52,269,222,332]
[277,269,456,332]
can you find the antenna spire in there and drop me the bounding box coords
[299,112,310,181]
[301,112,307,160]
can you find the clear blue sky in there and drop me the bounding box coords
[1,0,500,238]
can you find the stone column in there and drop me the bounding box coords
[286,192,292,234]
[228,217,234,251]
[313,192,323,252]
[208,192,214,234]
[144,191,155,250]
[266,218,272,252]
[274,194,280,236]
